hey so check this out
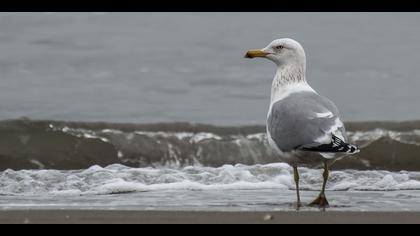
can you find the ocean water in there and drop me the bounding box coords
[0,119,420,211]
[1,13,420,212]
[1,163,420,211]
[1,13,420,124]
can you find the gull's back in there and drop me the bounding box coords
[267,90,356,156]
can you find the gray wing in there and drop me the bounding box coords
[267,91,348,153]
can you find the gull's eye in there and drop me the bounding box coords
[275,45,284,50]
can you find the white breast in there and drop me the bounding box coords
[267,82,317,119]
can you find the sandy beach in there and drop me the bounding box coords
[1,210,419,224]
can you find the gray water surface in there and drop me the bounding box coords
[1,190,420,212]
[1,13,420,125]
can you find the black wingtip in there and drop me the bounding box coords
[299,135,361,154]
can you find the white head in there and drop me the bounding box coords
[245,38,306,68]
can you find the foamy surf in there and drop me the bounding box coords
[1,163,420,197]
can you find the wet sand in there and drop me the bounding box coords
[1,210,420,224]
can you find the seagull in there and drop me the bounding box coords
[245,38,360,208]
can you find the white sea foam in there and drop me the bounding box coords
[348,129,420,146]
[1,163,420,197]
[129,131,223,143]
[246,133,267,142]
[53,126,110,143]
[54,123,420,150]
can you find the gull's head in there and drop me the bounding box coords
[245,38,306,67]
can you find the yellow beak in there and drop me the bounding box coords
[244,49,269,58]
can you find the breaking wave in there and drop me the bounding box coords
[1,119,420,171]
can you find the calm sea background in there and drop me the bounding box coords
[1,12,420,125]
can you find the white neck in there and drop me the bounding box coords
[270,63,315,104]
